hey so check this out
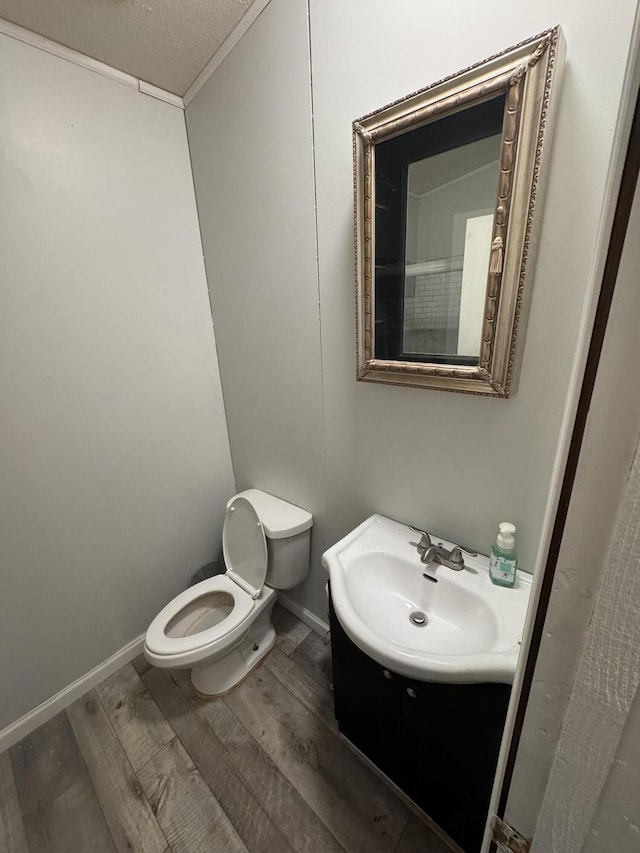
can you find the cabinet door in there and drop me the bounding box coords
[459,682,511,852]
[401,679,510,852]
[400,679,467,843]
[328,586,509,853]
[329,592,402,781]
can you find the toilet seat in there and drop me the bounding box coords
[144,496,270,669]
[145,574,255,659]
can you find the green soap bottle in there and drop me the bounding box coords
[489,522,517,587]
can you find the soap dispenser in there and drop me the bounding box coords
[489,522,517,587]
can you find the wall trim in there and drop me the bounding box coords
[483,10,640,850]
[0,16,184,109]
[277,592,329,636]
[183,0,274,106]
[0,600,326,753]
[138,80,185,109]
[532,434,640,852]
[0,634,145,753]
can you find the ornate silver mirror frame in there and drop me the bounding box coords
[354,27,565,396]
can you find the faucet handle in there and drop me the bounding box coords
[455,544,478,557]
[409,526,432,553]
[448,547,466,569]
[448,544,477,570]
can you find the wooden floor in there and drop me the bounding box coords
[0,605,453,853]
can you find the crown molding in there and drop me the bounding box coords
[183,0,274,107]
[0,16,184,109]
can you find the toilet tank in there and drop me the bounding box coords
[229,489,313,589]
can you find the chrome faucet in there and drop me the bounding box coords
[409,526,477,571]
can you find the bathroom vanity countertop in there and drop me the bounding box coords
[323,513,531,684]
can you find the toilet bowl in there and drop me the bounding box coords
[144,489,313,696]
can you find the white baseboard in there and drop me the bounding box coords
[1,597,327,752]
[0,634,145,753]
[277,592,329,636]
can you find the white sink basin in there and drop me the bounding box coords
[322,514,531,684]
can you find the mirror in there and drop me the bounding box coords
[354,27,564,396]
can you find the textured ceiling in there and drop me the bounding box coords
[0,0,255,95]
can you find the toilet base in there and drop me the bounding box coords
[190,600,277,697]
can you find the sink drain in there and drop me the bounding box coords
[409,610,427,627]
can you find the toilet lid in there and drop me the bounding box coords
[223,495,268,599]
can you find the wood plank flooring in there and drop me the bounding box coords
[0,604,453,853]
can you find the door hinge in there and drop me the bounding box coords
[490,815,530,853]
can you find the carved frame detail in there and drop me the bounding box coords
[354,27,565,396]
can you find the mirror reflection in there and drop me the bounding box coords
[374,95,504,367]
[404,134,501,360]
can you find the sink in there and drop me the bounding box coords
[322,514,531,684]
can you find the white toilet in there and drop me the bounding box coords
[144,489,313,696]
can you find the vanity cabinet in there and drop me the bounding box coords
[329,591,510,852]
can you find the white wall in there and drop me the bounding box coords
[185,0,327,609]
[506,168,640,845]
[310,0,637,601]
[186,0,638,622]
[583,687,640,853]
[530,421,640,853]
[0,34,235,731]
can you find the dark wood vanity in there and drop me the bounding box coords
[329,590,510,852]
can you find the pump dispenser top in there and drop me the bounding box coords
[496,522,516,551]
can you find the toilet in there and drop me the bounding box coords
[144,489,313,696]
